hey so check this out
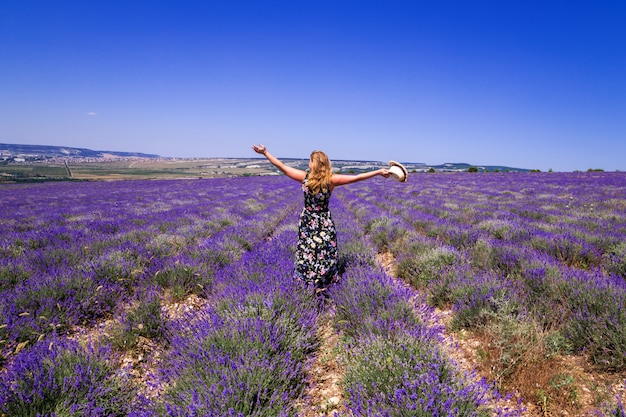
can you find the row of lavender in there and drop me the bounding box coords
[341,172,626,412]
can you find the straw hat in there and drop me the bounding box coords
[388,160,408,182]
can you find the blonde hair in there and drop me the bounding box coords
[307,150,333,194]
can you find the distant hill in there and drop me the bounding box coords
[421,162,530,173]
[0,143,160,159]
[0,143,529,173]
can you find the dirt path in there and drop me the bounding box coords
[297,306,347,416]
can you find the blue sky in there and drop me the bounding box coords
[1,1,624,171]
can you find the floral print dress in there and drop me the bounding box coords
[295,173,338,288]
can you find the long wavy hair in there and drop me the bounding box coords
[307,150,333,194]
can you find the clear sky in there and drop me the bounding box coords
[1,1,624,171]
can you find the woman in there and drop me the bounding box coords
[252,144,389,290]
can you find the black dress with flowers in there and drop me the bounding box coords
[295,174,338,288]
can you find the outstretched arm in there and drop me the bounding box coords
[251,144,307,182]
[331,168,389,187]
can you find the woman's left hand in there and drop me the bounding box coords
[380,169,390,178]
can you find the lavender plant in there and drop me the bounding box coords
[0,335,139,416]
[110,286,166,350]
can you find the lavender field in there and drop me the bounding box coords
[1,173,625,416]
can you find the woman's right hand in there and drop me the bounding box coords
[251,144,267,155]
